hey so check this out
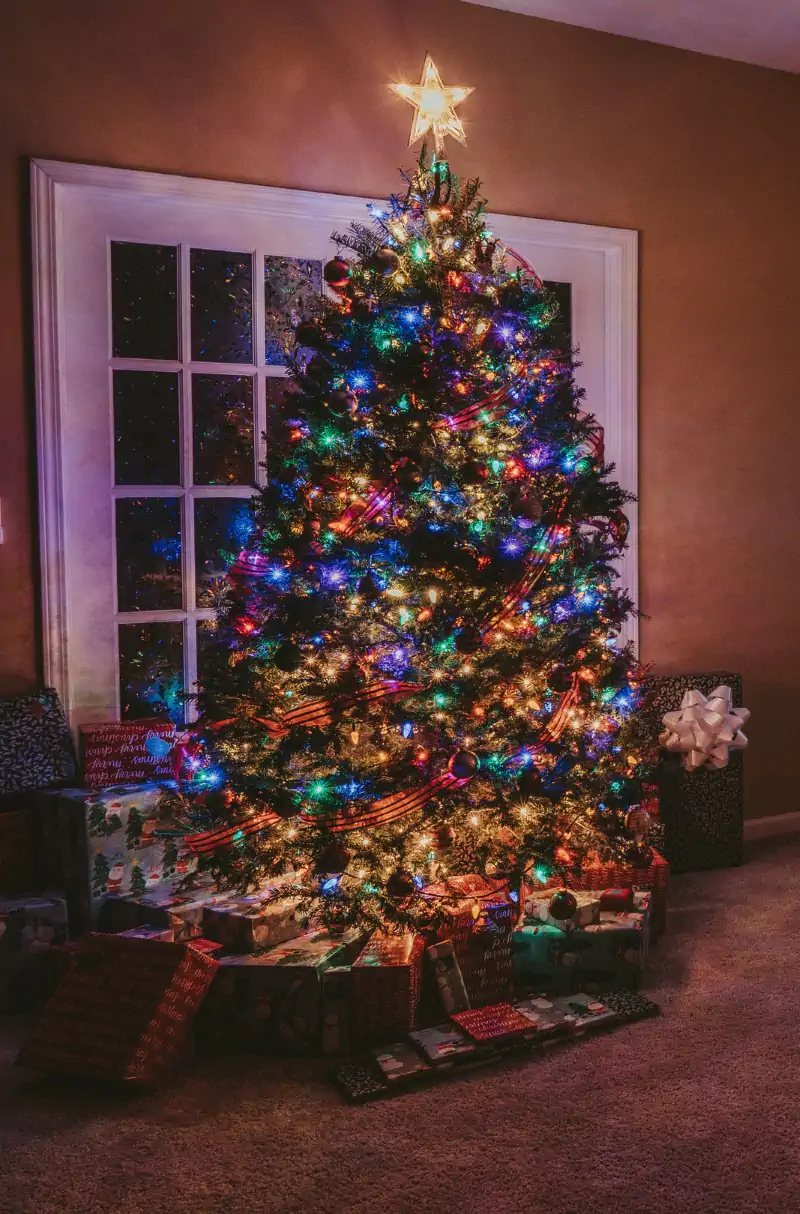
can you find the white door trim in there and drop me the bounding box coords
[30,157,638,717]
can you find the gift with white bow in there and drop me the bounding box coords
[660,685,750,772]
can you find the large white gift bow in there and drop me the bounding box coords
[660,684,749,772]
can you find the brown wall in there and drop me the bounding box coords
[2,0,799,816]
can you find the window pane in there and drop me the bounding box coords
[192,374,255,485]
[113,371,180,485]
[116,497,182,611]
[111,242,178,360]
[119,621,184,721]
[190,249,253,363]
[195,498,254,604]
[264,256,322,366]
[543,280,572,360]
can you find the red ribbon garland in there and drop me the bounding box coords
[184,810,281,856]
[253,680,424,737]
[299,768,474,833]
[431,382,517,433]
[540,674,582,743]
[329,479,396,539]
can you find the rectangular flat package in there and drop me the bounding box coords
[408,1023,479,1067]
[426,939,471,1015]
[371,1041,431,1085]
[202,886,308,953]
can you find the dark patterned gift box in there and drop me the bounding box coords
[17,934,218,1085]
[351,931,425,1046]
[196,928,364,1055]
[643,673,744,872]
[0,688,76,795]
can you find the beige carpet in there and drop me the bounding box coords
[2,835,798,1214]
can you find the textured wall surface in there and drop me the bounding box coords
[1,0,799,815]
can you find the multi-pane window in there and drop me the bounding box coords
[109,241,322,722]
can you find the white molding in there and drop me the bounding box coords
[744,811,800,842]
[30,158,640,721]
[31,161,71,707]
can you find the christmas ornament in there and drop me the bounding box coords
[357,573,382,600]
[625,806,652,836]
[294,319,324,348]
[323,257,351,291]
[316,843,352,874]
[548,889,578,921]
[390,53,474,155]
[371,246,401,276]
[350,295,376,320]
[270,789,300,820]
[273,641,304,672]
[516,765,543,796]
[624,841,654,868]
[609,509,630,547]
[448,749,479,779]
[327,387,358,415]
[454,624,482,654]
[462,459,489,484]
[514,495,544,529]
[548,664,573,693]
[386,869,416,899]
[660,685,750,771]
[394,459,424,490]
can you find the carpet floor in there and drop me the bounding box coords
[2,834,798,1214]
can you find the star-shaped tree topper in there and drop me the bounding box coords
[391,54,473,155]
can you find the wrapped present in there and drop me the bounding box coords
[536,848,669,938]
[0,804,40,893]
[513,995,570,1042]
[351,931,425,1046]
[116,925,174,942]
[202,885,307,953]
[97,880,221,940]
[450,1002,536,1045]
[186,937,225,957]
[196,928,364,1055]
[333,1060,390,1104]
[321,965,352,1056]
[38,783,196,934]
[0,893,69,1014]
[409,1023,479,1067]
[523,889,602,931]
[370,1041,431,1086]
[426,940,470,1015]
[550,992,618,1035]
[426,876,516,1008]
[0,688,76,795]
[80,720,177,790]
[643,673,744,872]
[513,893,651,994]
[17,934,218,1084]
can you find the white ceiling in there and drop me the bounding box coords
[462,0,800,73]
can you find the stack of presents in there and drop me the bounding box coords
[0,675,744,1098]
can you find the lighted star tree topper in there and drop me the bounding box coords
[391,54,473,155]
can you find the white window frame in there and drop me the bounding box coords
[31,158,638,727]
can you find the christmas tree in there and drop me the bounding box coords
[171,65,654,933]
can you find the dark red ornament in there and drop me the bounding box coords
[514,495,544,528]
[548,889,578,921]
[394,459,424,490]
[323,257,351,291]
[454,625,482,654]
[516,764,543,796]
[548,664,573,693]
[609,509,630,547]
[625,841,654,868]
[372,246,401,275]
[357,573,382,600]
[448,749,479,779]
[273,641,304,672]
[327,387,358,415]
[386,869,416,900]
[294,319,324,348]
[316,843,352,874]
[462,459,489,484]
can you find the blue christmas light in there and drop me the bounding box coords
[321,876,340,896]
[402,722,414,738]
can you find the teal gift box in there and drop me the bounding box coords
[513,895,651,995]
